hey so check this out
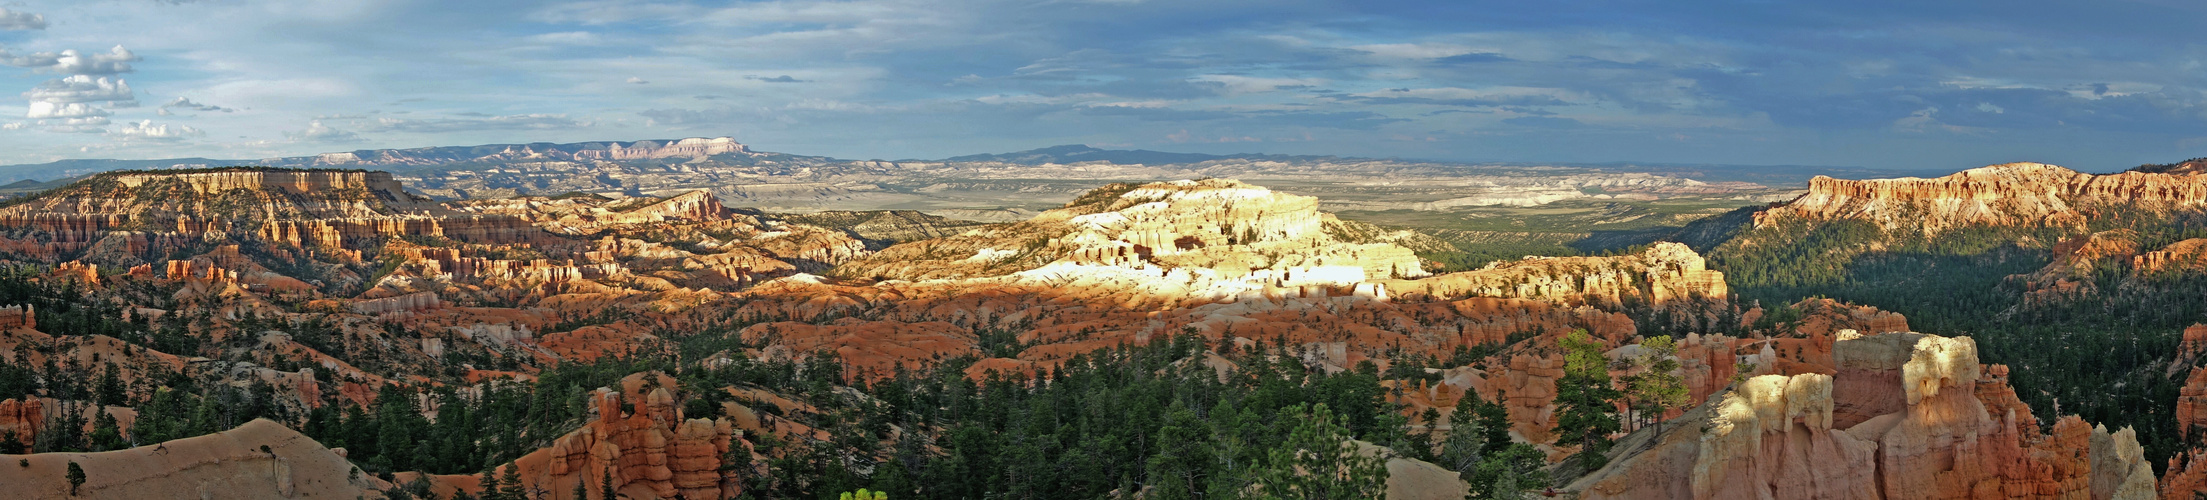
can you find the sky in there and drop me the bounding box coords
[0,0,2201,171]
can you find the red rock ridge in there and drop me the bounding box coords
[1760,162,2207,234]
[402,373,742,500]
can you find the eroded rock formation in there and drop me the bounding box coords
[0,418,388,499]
[1761,162,2207,235]
[401,373,740,500]
[1572,332,2157,500]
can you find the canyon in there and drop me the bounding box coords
[0,159,2197,499]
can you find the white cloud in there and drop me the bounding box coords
[0,9,46,31]
[529,1,704,25]
[1351,42,1484,60]
[1,46,139,75]
[1346,86,1581,106]
[526,31,604,45]
[27,102,111,119]
[1190,75,1327,95]
[285,120,361,143]
[368,114,590,133]
[627,77,649,84]
[162,97,236,113]
[110,120,204,141]
[1,122,25,131]
[0,50,59,70]
[44,117,111,134]
[50,47,140,75]
[23,76,135,104]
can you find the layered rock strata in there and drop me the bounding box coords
[1759,162,2207,235]
[401,373,740,500]
[1571,332,2158,500]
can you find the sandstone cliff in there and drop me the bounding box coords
[835,178,1426,283]
[400,373,740,500]
[1571,332,2156,500]
[0,418,387,499]
[1757,162,2207,235]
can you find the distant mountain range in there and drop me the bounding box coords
[938,144,1251,165]
[0,137,1956,186]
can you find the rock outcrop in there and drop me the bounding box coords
[1573,332,2157,500]
[836,178,1426,283]
[401,373,739,500]
[0,418,387,499]
[1389,241,1727,307]
[1759,162,2207,235]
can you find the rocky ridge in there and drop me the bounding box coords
[1758,162,2207,235]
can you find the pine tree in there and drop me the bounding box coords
[93,363,125,407]
[1437,395,1486,475]
[1145,403,1214,499]
[0,430,24,454]
[1408,407,1443,462]
[88,409,126,451]
[65,461,85,496]
[186,395,220,437]
[39,403,89,453]
[1466,444,1550,500]
[499,464,523,500]
[1475,389,1511,455]
[600,466,618,500]
[478,465,508,500]
[1553,330,1622,471]
[1623,336,1689,434]
[133,387,187,444]
[1249,403,1390,499]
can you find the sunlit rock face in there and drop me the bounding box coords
[0,418,388,499]
[836,178,1425,285]
[396,373,743,500]
[1759,162,2207,235]
[1573,332,2158,500]
[0,168,546,265]
[1387,241,1727,308]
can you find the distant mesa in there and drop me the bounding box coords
[2132,157,2207,175]
[941,144,1236,165]
[295,136,761,167]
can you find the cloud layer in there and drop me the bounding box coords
[0,0,2199,169]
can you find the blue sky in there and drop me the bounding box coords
[0,0,2201,171]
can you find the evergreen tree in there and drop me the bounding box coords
[65,461,85,496]
[1437,395,1486,475]
[477,465,507,500]
[1474,390,1511,455]
[93,363,125,407]
[88,409,126,451]
[0,430,24,454]
[186,395,221,438]
[1145,403,1214,499]
[1553,329,1621,471]
[500,464,525,500]
[1407,407,1442,462]
[133,387,190,444]
[600,466,618,500]
[373,385,427,472]
[1465,444,1548,500]
[38,403,89,453]
[1622,335,1688,434]
[1249,403,1389,499]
